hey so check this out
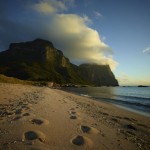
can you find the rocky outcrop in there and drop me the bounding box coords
[0,39,119,86]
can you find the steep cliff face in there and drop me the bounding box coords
[2,38,69,67]
[0,39,119,86]
[79,64,119,86]
[0,39,84,83]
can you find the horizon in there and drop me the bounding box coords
[0,0,150,86]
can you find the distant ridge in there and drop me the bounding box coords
[0,39,119,86]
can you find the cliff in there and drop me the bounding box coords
[79,64,119,86]
[0,39,119,86]
[0,39,84,83]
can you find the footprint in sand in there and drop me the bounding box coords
[23,130,46,142]
[22,113,30,116]
[70,111,76,115]
[70,108,75,111]
[69,109,80,120]
[29,147,50,150]
[71,135,93,148]
[31,118,49,125]
[15,109,23,115]
[124,124,137,131]
[13,116,22,121]
[70,115,77,119]
[70,112,78,119]
[111,118,119,122]
[80,125,99,134]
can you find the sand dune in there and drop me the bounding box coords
[0,83,150,150]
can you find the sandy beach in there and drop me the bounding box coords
[0,83,150,150]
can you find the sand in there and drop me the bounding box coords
[0,83,150,150]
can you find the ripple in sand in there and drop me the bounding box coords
[80,125,99,134]
[23,131,46,142]
[71,135,93,148]
[31,118,49,125]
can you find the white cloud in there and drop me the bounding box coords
[0,0,118,70]
[33,0,67,14]
[47,14,118,70]
[33,2,55,13]
[31,1,118,70]
[94,11,103,18]
[143,47,150,54]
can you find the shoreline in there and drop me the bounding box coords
[60,87,150,118]
[114,104,150,117]
[0,83,150,150]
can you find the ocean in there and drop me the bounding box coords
[63,86,150,117]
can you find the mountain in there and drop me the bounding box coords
[0,39,119,86]
[79,64,118,86]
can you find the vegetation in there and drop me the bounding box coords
[0,39,118,86]
[0,74,33,85]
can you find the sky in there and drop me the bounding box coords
[0,0,150,86]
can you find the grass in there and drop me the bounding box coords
[0,74,38,85]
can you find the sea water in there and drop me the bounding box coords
[64,86,150,117]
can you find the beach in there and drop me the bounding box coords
[0,83,150,150]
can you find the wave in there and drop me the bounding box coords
[94,97,150,108]
[113,94,150,101]
[64,87,150,115]
[80,94,91,98]
[79,91,150,107]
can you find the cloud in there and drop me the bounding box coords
[47,14,118,70]
[33,2,56,14]
[33,0,67,14]
[143,47,150,54]
[94,11,103,18]
[0,0,118,70]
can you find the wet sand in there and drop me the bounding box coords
[0,83,150,150]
